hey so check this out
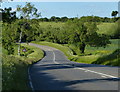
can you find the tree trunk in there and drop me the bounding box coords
[80,42,86,54]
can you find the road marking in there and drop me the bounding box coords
[28,67,34,92]
[52,51,59,64]
[74,67,118,78]
[51,52,118,78]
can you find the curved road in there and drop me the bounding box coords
[29,43,120,91]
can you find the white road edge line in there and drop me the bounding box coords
[74,67,118,78]
[28,67,34,92]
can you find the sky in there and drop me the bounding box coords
[1,1,119,18]
[2,0,120,2]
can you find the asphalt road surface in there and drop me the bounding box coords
[29,43,120,92]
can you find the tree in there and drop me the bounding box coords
[17,2,41,19]
[0,7,17,23]
[2,23,15,55]
[66,19,111,54]
[16,2,41,55]
[111,11,118,18]
[61,17,68,22]
[1,7,17,55]
[50,16,56,21]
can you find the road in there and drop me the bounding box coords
[28,43,120,92]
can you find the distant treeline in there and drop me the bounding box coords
[0,7,120,23]
[33,16,120,23]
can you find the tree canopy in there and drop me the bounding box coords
[0,7,17,23]
[111,11,118,18]
[17,2,41,19]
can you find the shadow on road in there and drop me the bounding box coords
[31,63,120,91]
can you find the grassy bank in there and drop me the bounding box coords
[2,43,44,91]
[32,39,119,66]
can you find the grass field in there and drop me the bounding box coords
[39,22,116,35]
[39,22,65,28]
[2,43,44,91]
[97,23,117,36]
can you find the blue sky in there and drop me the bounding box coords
[1,2,119,18]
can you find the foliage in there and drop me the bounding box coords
[2,2,41,54]
[2,55,29,90]
[65,19,111,53]
[37,16,119,23]
[3,16,115,55]
[17,2,41,19]
[2,43,44,91]
[0,7,17,23]
[111,11,118,18]
[2,23,15,55]
[92,49,120,66]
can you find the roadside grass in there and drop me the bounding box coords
[32,39,119,66]
[2,43,44,91]
[2,55,29,90]
[14,43,44,64]
[92,49,120,66]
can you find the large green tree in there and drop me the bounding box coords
[16,2,41,42]
[66,19,111,53]
[16,2,41,55]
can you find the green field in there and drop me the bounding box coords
[39,22,117,37]
[97,23,118,36]
[39,22,65,28]
[2,43,44,90]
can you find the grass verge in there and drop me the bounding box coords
[2,43,44,91]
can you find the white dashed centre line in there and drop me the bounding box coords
[52,51,59,64]
[74,67,118,78]
[52,51,118,78]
